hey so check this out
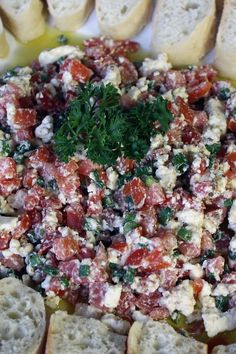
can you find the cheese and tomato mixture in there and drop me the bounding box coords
[0,38,236,339]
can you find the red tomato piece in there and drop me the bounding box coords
[28,146,55,167]
[110,242,127,252]
[192,279,204,296]
[77,159,98,176]
[65,203,84,231]
[13,108,37,129]
[228,118,236,133]
[0,231,11,250]
[188,80,212,103]
[12,213,31,239]
[139,206,157,237]
[1,254,25,271]
[125,248,148,266]
[0,178,21,197]
[116,291,136,319]
[149,307,169,320]
[178,242,201,258]
[61,59,92,83]
[117,157,135,173]
[136,292,160,312]
[52,236,80,261]
[176,96,194,124]
[0,157,17,180]
[123,177,146,208]
[145,249,162,263]
[13,128,34,143]
[146,183,165,206]
[89,282,106,309]
[182,125,201,144]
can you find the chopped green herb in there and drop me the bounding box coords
[172,153,189,174]
[17,140,33,154]
[1,69,18,82]
[224,199,233,208]
[125,195,134,211]
[1,141,11,156]
[60,277,69,288]
[229,250,236,260]
[27,230,42,244]
[143,176,157,187]
[47,179,58,192]
[29,253,43,267]
[118,172,133,188]
[13,151,25,164]
[92,170,105,189]
[135,165,153,178]
[173,249,181,258]
[36,177,45,187]
[124,221,138,234]
[102,195,115,208]
[207,272,216,283]
[84,217,99,232]
[138,243,149,249]
[219,88,231,101]
[43,265,59,276]
[159,207,173,226]
[200,249,216,264]
[177,228,192,241]
[79,264,90,277]
[213,230,223,242]
[206,143,221,155]
[215,295,230,312]
[57,34,69,45]
[124,267,135,284]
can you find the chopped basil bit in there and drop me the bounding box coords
[138,243,149,249]
[207,272,216,283]
[17,140,33,154]
[43,265,59,276]
[1,141,11,156]
[206,143,221,155]
[213,230,223,242]
[125,195,134,211]
[173,249,181,258]
[159,207,173,226]
[36,177,45,187]
[215,295,230,312]
[47,179,58,192]
[143,176,157,187]
[13,151,25,163]
[102,195,115,208]
[124,221,138,234]
[57,34,69,45]
[224,199,233,208]
[27,230,42,244]
[92,170,105,189]
[29,253,43,267]
[229,250,236,260]
[60,277,69,288]
[177,227,192,241]
[200,249,216,264]
[124,267,135,284]
[135,165,153,178]
[172,153,189,174]
[118,172,133,188]
[219,88,231,101]
[79,264,90,277]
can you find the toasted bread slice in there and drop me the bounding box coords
[0,17,9,58]
[212,344,236,354]
[127,320,207,354]
[47,0,94,31]
[0,277,46,354]
[0,0,45,42]
[96,0,152,39]
[151,0,216,66]
[214,0,236,79]
[45,310,127,354]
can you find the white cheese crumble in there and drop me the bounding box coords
[103,284,122,308]
[106,167,118,190]
[228,200,236,233]
[203,98,227,144]
[140,53,172,76]
[102,65,121,88]
[35,115,54,143]
[155,165,177,191]
[38,45,84,66]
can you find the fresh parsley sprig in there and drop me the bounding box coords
[53,82,173,165]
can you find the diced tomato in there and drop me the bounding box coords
[193,111,208,131]
[116,291,136,319]
[149,307,169,320]
[89,282,107,309]
[1,254,25,271]
[159,268,178,289]
[228,117,236,133]
[65,203,84,231]
[145,249,162,262]
[226,152,236,170]
[146,182,165,206]
[165,70,186,90]
[87,190,104,216]
[117,157,135,173]
[48,277,66,298]
[139,206,157,237]
[123,177,146,208]
[36,87,58,112]
[77,159,98,176]
[12,213,31,239]
[0,231,11,250]
[0,157,17,180]
[182,125,201,144]
[13,128,34,143]
[57,160,78,178]
[118,57,138,85]
[110,242,127,252]
[176,96,194,124]
[154,229,177,253]
[179,242,201,258]
[28,146,55,167]
[201,231,214,252]
[79,247,96,260]
[61,59,92,83]
[52,236,80,261]
[136,292,160,312]
[0,178,21,197]
[12,108,37,129]
[188,80,212,103]
[192,279,204,296]
[125,248,148,266]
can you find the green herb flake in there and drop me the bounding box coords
[92,170,105,189]
[219,88,231,101]
[215,295,230,312]
[213,230,223,242]
[47,179,58,192]
[79,264,90,277]
[172,153,189,174]
[36,177,45,187]
[159,207,173,226]
[29,253,43,267]
[224,199,233,208]
[60,277,69,288]
[143,176,156,187]
[1,141,11,156]
[57,34,69,45]
[123,267,135,284]
[229,250,236,261]
[43,265,59,276]
[177,228,192,241]
[206,143,221,155]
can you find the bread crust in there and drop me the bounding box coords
[0,18,9,58]
[47,0,94,31]
[0,0,45,42]
[151,0,216,67]
[214,0,236,79]
[96,0,152,40]
[127,322,143,354]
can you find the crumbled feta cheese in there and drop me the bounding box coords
[0,216,18,231]
[140,53,172,76]
[38,45,84,66]
[42,210,58,229]
[103,284,122,308]
[102,65,121,88]
[155,165,177,191]
[228,200,236,233]
[176,209,204,228]
[159,280,195,317]
[212,283,236,297]
[106,167,118,190]
[35,115,54,143]
[128,86,141,101]
[203,99,226,144]
[183,263,203,280]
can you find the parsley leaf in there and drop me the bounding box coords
[172,153,189,174]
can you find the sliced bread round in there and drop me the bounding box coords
[0,277,46,354]
[0,17,9,58]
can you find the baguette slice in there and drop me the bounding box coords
[0,0,45,42]
[0,17,9,58]
[0,277,46,354]
[212,344,236,354]
[214,0,236,79]
[47,0,94,31]
[151,0,216,67]
[127,320,208,354]
[45,310,127,354]
[96,0,152,39]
